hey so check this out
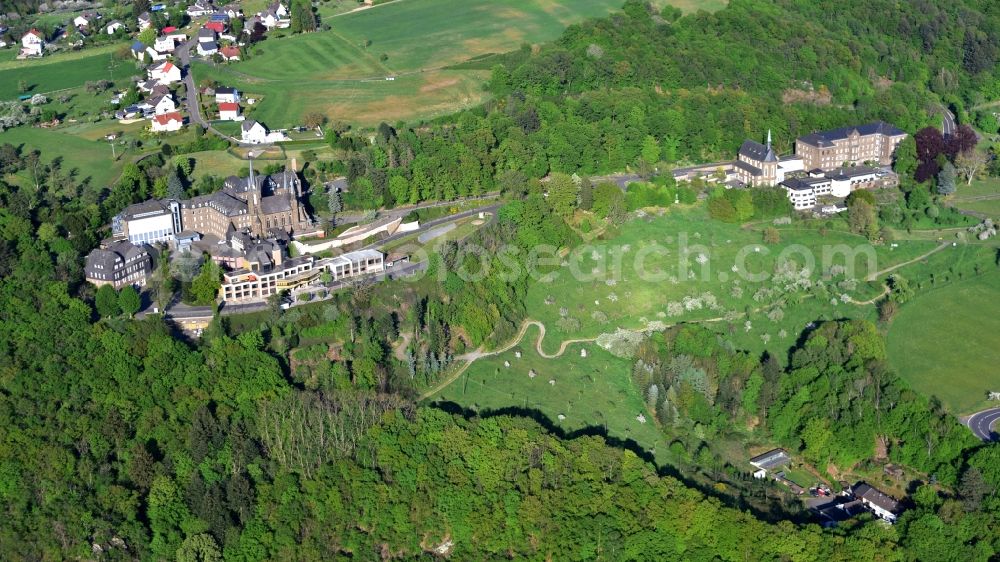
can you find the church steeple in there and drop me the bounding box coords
[767,129,772,151]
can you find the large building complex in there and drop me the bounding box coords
[220,249,385,302]
[734,131,804,187]
[795,121,907,170]
[112,159,316,243]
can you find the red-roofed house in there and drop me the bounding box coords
[162,25,177,34]
[20,29,45,58]
[220,46,241,61]
[204,21,225,33]
[218,102,241,121]
[151,112,184,132]
[148,60,182,85]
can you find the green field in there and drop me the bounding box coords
[0,46,135,100]
[950,177,1000,217]
[887,270,1000,414]
[523,208,937,347]
[434,324,674,465]
[195,0,727,126]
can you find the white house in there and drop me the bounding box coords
[218,102,241,121]
[241,120,269,144]
[148,61,182,85]
[151,112,184,133]
[137,12,153,31]
[20,29,45,58]
[187,0,215,17]
[196,41,218,56]
[153,35,178,53]
[259,2,290,29]
[851,483,902,524]
[150,94,177,115]
[147,46,168,62]
[106,21,126,35]
[215,87,240,104]
[219,46,241,61]
[197,27,217,43]
[73,14,93,29]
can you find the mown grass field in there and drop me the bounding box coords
[950,177,1000,217]
[435,324,674,465]
[196,0,727,126]
[887,270,1000,414]
[0,46,133,100]
[523,208,937,347]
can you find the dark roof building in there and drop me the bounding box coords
[85,240,153,289]
[749,448,791,474]
[795,121,907,170]
[851,482,902,523]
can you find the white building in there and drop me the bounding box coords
[215,87,240,104]
[153,35,178,53]
[220,249,385,302]
[197,41,218,56]
[218,102,241,121]
[150,94,177,115]
[241,120,269,144]
[20,29,45,58]
[851,483,902,524]
[780,166,887,211]
[73,14,93,29]
[115,200,179,244]
[187,1,215,17]
[151,112,184,132]
[106,21,126,35]
[148,61,182,85]
[137,12,152,31]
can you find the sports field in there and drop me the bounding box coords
[887,270,1000,414]
[195,0,727,126]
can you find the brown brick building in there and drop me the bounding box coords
[795,121,907,171]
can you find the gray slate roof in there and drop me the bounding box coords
[797,121,906,148]
[739,139,777,163]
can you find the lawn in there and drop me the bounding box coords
[0,123,139,188]
[434,324,675,466]
[950,177,1000,217]
[0,46,136,100]
[194,0,728,126]
[523,208,937,348]
[887,270,1000,414]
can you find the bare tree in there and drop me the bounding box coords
[955,149,988,185]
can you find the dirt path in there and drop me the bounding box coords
[846,285,889,305]
[865,242,950,281]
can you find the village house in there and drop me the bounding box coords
[137,12,153,31]
[204,20,226,34]
[187,0,216,18]
[849,482,903,523]
[796,121,907,170]
[148,60,182,85]
[215,86,240,104]
[105,20,126,35]
[84,240,153,289]
[19,29,45,58]
[258,1,290,29]
[218,102,241,121]
[220,46,241,61]
[149,93,177,115]
[73,12,100,29]
[151,111,184,132]
[153,34,179,53]
[748,448,791,479]
[197,40,219,56]
[241,120,270,144]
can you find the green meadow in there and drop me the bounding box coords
[0,46,134,100]
[195,0,728,126]
[887,270,1000,414]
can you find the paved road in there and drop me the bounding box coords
[966,408,1000,442]
[942,106,957,137]
[177,36,243,144]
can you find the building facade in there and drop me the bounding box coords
[220,249,384,302]
[795,121,907,170]
[85,240,153,288]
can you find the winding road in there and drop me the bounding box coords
[966,408,1000,442]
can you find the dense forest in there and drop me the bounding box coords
[3,0,1000,558]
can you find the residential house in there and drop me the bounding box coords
[749,448,791,479]
[19,29,45,58]
[151,111,184,132]
[187,0,215,17]
[241,120,269,144]
[148,60,182,84]
[221,4,243,19]
[796,121,907,170]
[153,34,178,53]
[130,40,147,60]
[259,2,290,29]
[218,102,241,120]
[137,12,153,31]
[197,40,219,56]
[85,240,153,288]
[149,93,177,115]
[73,13,98,29]
[105,20,126,35]
[219,45,241,61]
[850,483,902,523]
[162,25,178,34]
[205,20,226,34]
[197,27,217,43]
[215,87,240,104]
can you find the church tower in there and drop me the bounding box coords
[247,156,264,236]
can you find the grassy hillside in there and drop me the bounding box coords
[0,45,133,100]
[196,0,727,126]
[887,270,1000,414]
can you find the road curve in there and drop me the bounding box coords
[966,408,1000,442]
